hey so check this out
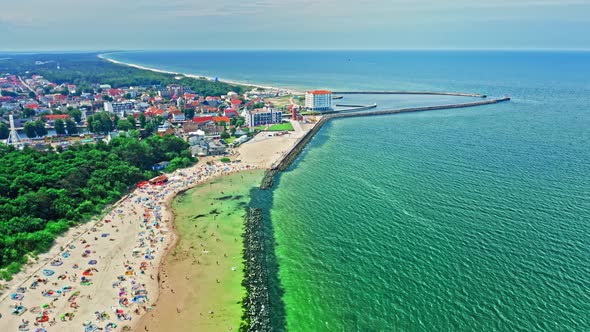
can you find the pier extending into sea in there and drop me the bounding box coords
[268,94,510,175]
[332,91,488,98]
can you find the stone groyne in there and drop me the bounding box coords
[241,207,271,331]
[329,103,378,113]
[271,96,509,173]
[332,91,487,98]
[248,94,510,331]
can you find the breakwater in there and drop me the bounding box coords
[248,94,510,330]
[241,207,271,331]
[271,96,509,173]
[329,103,378,113]
[332,91,487,98]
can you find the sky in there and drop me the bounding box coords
[1,0,589,51]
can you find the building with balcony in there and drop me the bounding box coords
[245,107,282,127]
[305,90,332,111]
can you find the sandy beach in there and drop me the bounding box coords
[134,170,265,332]
[97,54,304,95]
[0,122,316,331]
[0,160,259,332]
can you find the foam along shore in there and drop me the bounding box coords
[0,160,259,332]
[97,53,304,95]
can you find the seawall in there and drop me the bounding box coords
[332,91,487,98]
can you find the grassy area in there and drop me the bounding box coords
[265,94,304,108]
[225,136,237,144]
[253,122,294,132]
[268,122,294,131]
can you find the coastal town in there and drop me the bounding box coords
[0,57,337,331]
[0,69,335,161]
[0,53,514,332]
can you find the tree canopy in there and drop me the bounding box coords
[0,134,194,278]
[0,53,250,96]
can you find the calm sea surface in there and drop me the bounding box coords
[106,51,590,331]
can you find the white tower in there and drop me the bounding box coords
[6,114,21,146]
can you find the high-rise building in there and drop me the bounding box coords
[305,90,332,111]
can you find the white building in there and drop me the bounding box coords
[305,90,332,111]
[104,101,113,113]
[104,101,135,117]
[245,107,282,127]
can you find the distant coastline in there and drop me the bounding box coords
[98,53,305,95]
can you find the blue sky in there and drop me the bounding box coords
[1,0,589,50]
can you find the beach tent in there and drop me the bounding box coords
[42,269,55,276]
[88,259,98,265]
[132,295,148,303]
[12,305,27,315]
[84,324,99,332]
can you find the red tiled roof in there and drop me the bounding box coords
[213,116,230,123]
[231,99,243,105]
[45,114,70,120]
[193,116,214,124]
[307,90,332,95]
[145,107,164,116]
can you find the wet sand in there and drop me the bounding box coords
[135,170,264,331]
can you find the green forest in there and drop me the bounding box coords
[0,134,194,279]
[0,53,248,96]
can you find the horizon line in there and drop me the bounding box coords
[2,47,590,54]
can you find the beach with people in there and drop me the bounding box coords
[0,123,316,331]
[0,159,259,331]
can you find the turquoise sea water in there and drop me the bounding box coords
[106,51,590,330]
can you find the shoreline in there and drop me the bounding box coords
[0,159,262,332]
[97,53,305,95]
[135,170,265,331]
[0,114,314,331]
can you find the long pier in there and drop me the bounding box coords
[268,96,509,174]
[332,91,487,98]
